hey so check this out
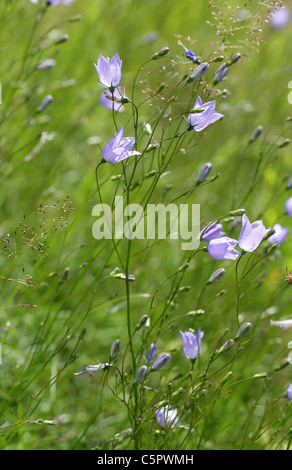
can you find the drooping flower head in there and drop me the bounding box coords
[155,405,179,430]
[102,127,141,164]
[94,54,122,91]
[267,224,288,246]
[286,384,292,400]
[180,329,204,360]
[269,6,290,30]
[285,196,292,216]
[207,236,240,260]
[146,343,157,364]
[238,213,270,252]
[100,87,124,112]
[187,96,223,132]
[200,222,225,241]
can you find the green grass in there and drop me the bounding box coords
[0,0,291,450]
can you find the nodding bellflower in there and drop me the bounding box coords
[200,222,225,241]
[102,127,141,164]
[267,224,288,246]
[286,384,292,400]
[270,319,292,332]
[187,96,223,132]
[94,53,122,91]
[238,213,270,252]
[100,87,124,112]
[180,329,204,360]
[285,196,292,216]
[155,405,179,430]
[207,236,240,260]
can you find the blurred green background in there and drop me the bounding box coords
[0,0,291,450]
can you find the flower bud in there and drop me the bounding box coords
[274,358,290,371]
[278,138,290,148]
[135,315,150,331]
[152,47,170,60]
[152,353,171,370]
[134,365,147,384]
[110,339,121,358]
[235,322,252,340]
[286,176,292,189]
[216,339,235,355]
[227,53,241,66]
[177,262,189,273]
[197,162,212,183]
[60,267,69,283]
[37,94,53,113]
[249,125,263,143]
[187,62,209,83]
[213,63,229,85]
[55,34,69,44]
[227,208,245,217]
[207,268,226,284]
[37,58,56,70]
[212,55,224,62]
[252,372,267,379]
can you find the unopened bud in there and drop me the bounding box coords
[187,309,205,316]
[235,322,252,340]
[156,83,166,94]
[37,95,53,113]
[37,58,56,70]
[152,353,171,370]
[227,53,241,66]
[274,358,291,371]
[55,34,69,44]
[178,286,191,292]
[136,315,150,331]
[267,242,277,255]
[216,339,235,355]
[252,372,267,379]
[213,63,229,85]
[207,268,226,284]
[249,125,263,143]
[286,176,292,189]
[187,62,209,83]
[177,262,189,273]
[212,55,224,62]
[227,208,245,217]
[110,339,121,358]
[134,365,147,384]
[60,267,69,283]
[152,47,170,60]
[278,138,290,148]
[197,162,212,183]
[220,371,233,386]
